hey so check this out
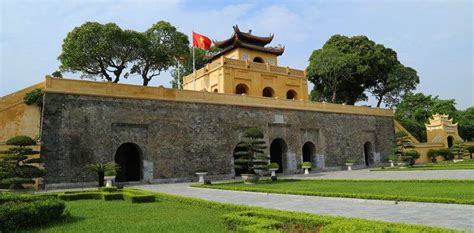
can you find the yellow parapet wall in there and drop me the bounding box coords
[44,77,394,117]
[0,82,44,143]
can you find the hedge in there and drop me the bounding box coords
[102,192,123,201]
[123,189,156,203]
[58,192,103,201]
[147,191,456,232]
[0,192,65,232]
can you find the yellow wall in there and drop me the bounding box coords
[45,77,393,117]
[225,48,279,66]
[0,82,44,143]
[183,57,308,100]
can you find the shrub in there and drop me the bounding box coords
[100,187,118,192]
[23,88,44,107]
[104,169,117,176]
[234,128,269,175]
[437,148,453,160]
[302,162,312,167]
[427,149,438,162]
[58,192,102,201]
[0,193,65,232]
[5,135,37,146]
[404,150,420,166]
[102,192,123,201]
[123,190,156,203]
[83,162,119,187]
[345,160,354,164]
[388,155,398,162]
[268,163,279,169]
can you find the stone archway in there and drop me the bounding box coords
[253,57,264,63]
[235,83,249,95]
[286,90,297,100]
[115,143,142,182]
[363,142,373,167]
[270,138,287,173]
[302,141,315,163]
[262,87,275,97]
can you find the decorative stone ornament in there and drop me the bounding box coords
[302,165,311,175]
[344,163,354,171]
[389,160,395,167]
[104,176,115,188]
[195,172,208,183]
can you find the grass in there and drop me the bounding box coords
[371,159,474,171]
[18,190,458,233]
[193,179,474,205]
[22,196,230,233]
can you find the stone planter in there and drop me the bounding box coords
[345,163,354,171]
[302,166,311,175]
[389,160,395,167]
[195,172,208,183]
[104,176,115,188]
[241,174,259,184]
[268,168,278,177]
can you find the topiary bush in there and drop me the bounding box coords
[58,192,103,201]
[102,192,123,201]
[5,136,37,146]
[302,162,312,168]
[123,190,156,203]
[0,193,65,232]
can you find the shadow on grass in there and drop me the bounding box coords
[24,213,85,232]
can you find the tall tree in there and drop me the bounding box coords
[457,107,474,141]
[131,21,189,86]
[307,47,359,103]
[59,22,138,83]
[371,63,420,108]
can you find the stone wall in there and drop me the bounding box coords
[41,93,394,188]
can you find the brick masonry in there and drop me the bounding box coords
[40,93,395,188]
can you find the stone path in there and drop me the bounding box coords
[286,168,474,180]
[138,182,474,231]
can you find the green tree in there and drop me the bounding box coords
[170,46,221,89]
[233,128,269,175]
[395,93,458,142]
[307,47,358,103]
[59,22,138,83]
[371,64,420,107]
[0,136,45,189]
[51,70,63,78]
[131,21,189,86]
[457,107,474,141]
[450,140,470,159]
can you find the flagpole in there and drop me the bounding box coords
[192,31,196,91]
[176,58,181,89]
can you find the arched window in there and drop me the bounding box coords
[262,87,274,97]
[253,57,264,63]
[286,90,297,100]
[447,136,454,148]
[235,83,249,95]
[213,88,218,92]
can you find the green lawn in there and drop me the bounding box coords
[371,159,474,171]
[194,179,474,205]
[17,190,458,232]
[22,197,230,233]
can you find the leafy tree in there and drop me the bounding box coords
[170,46,221,89]
[371,64,419,107]
[131,21,189,86]
[395,93,458,142]
[307,47,358,103]
[233,128,269,175]
[467,146,474,159]
[83,162,119,187]
[59,22,138,83]
[457,107,474,141]
[0,136,45,189]
[450,140,470,159]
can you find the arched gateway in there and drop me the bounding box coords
[270,138,287,173]
[114,143,142,182]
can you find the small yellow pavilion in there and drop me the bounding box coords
[183,25,308,100]
[425,113,463,147]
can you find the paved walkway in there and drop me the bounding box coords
[286,168,474,180]
[138,183,474,231]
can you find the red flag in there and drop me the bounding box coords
[193,32,212,50]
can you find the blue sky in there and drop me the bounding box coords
[1,0,472,109]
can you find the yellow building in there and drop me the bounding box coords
[425,113,462,148]
[183,25,308,100]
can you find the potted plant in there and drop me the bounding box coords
[302,162,312,175]
[344,160,354,171]
[104,169,116,188]
[195,168,208,184]
[234,128,269,184]
[388,155,398,167]
[83,162,119,187]
[268,163,279,181]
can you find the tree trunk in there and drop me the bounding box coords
[331,90,337,103]
[98,171,104,187]
[376,97,383,108]
[143,77,149,86]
